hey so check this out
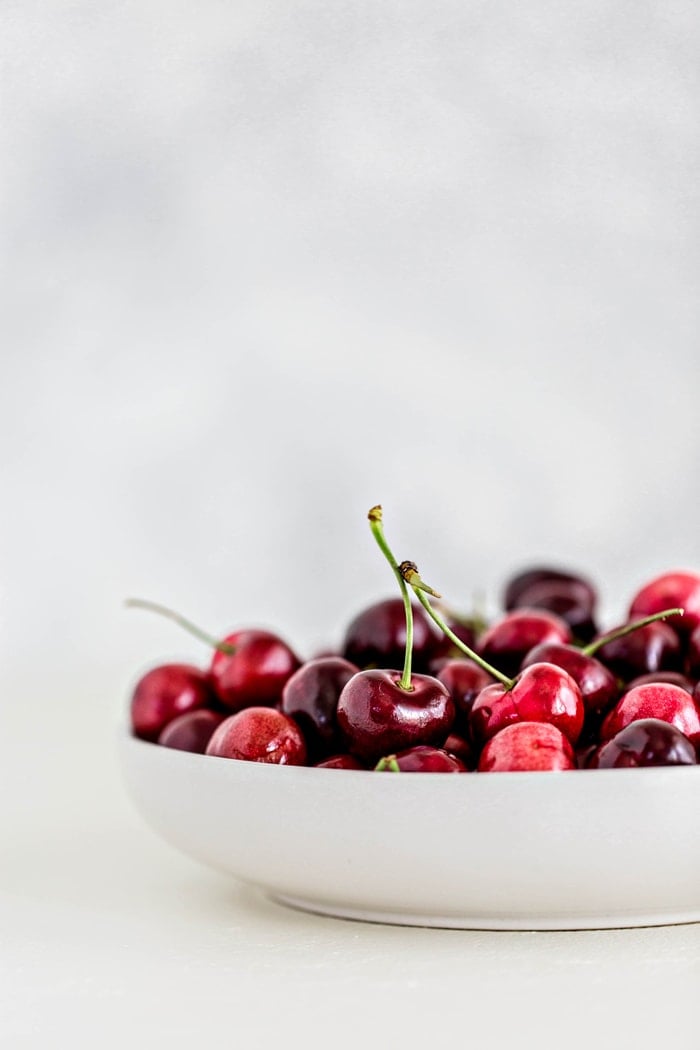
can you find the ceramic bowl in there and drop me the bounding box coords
[120,731,700,930]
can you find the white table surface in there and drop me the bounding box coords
[2,686,699,1050]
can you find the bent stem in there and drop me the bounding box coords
[400,564,514,690]
[582,608,684,658]
[367,506,414,691]
[375,755,401,772]
[125,598,236,655]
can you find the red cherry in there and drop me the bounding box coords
[130,663,213,741]
[686,624,700,679]
[157,709,224,753]
[521,642,618,720]
[210,630,301,711]
[478,722,576,772]
[629,571,700,635]
[280,656,358,760]
[314,754,365,770]
[206,707,307,765]
[592,621,681,681]
[504,568,596,614]
[624,671,695,695]
[342,598,442,672]
[336,669,454,761]
[601,683,700,743]
[470,662,584,746]
[477,610,572,678]
[590,719,697,768]
[376,745,465,773]
[436,659,493,734]
[443,733,475,768]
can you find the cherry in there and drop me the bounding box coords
[477,722,576,772]
[601,683,700,743]
[469,662,584,746]
[443,733,474,768]
[624,671,695,695]
[157,709,224,753]
[280,656,358,760]
[429,615,479,669]
[590,719,697,768]
[130,663,213,742]
[504,567,596,614]
[629,571,700,635]
[686,624,700,679]
[521,642,618,721]
[210,629,301,711]
[375,745,466,773]
[342,597,441,672]
[593,621,681,681]
[315,754,365,770]
[337,669,454,761]
[477,610,572,678]
[206,707,307,765]
[436,659,493,734]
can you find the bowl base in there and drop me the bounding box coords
[271,894,700,931]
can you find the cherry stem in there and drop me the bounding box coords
[375,755,401,772]
[400,564,515,689]
[367,506,414,691]
[125,598,236,655]
[581,608,684,658]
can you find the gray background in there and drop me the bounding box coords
[1,1,699,693]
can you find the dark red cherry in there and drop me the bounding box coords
[504,568,596,614]
[593,621,682,681]
[686,624,700,679]
[508,578,597,642]
[625,671,695,695]
[436,659,493,734]
[342,598,442,673]
[130,663,213,742]
[590,719,697,768]
[470,662,584,746]
[206,707,307,765]
[315,754,365,770]
[629,571,700,635]
[521,642,618,720]
[376,745,465,773]
[157,709,224,753]
[443,733,475,768]
[280,656,358,760]
[477,610,571,678]
[601,683,700,743]
[336,669,454,761]
[478,722,576,772]
[209,630,301,711]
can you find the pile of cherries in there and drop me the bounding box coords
[129,508,700,773]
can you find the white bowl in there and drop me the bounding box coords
[119,732,700,930]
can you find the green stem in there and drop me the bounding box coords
[375,755,401,772]
[407,581,514,689]
[367,506,413,691]
[582,608,684,658]
[125,598,236,655]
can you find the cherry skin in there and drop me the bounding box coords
[477,610,572,678]
[315,754,365,769]
[443,733,474,768]
[130,663,213,742]
[469,662,584,747]
[590,719,697,768]
[280,656,358,761]
[336,669,454,761]
[507,578,597,642]
[376,745,466,773]
[624,671,695,695]
[209,630,301,711]
[436,659,493,734]
[504,567,596,615]
[521,642,618,721]
[629,571,700,635]
[478,722,576,772]
[601,683,700,744]
[206,707,307,765]
[157,709,224,753]
[593,621,682,681]
[342,598,442,673]
[686,624,700,679]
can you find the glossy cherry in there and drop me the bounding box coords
[375,745,465,773]
[206,707,307,765]
[477,722,576,772]
[590,719,697,768]
[443,733,474,768]
[629,571,700,635]
[280,656,358,760]
[210,629,301,711]
[157,708,224,753]
[601,683,700,744]
[130,663,213,741]
[521,642,618,720]
[624,671,695,695]
[470,662,584,746]
[436,659,493,734]
[506,575,598,642]
[505,567,596,613]
[477,610,572,678]
[342,597,442,672]
[315,754,365,770]
[593,621,682,681]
